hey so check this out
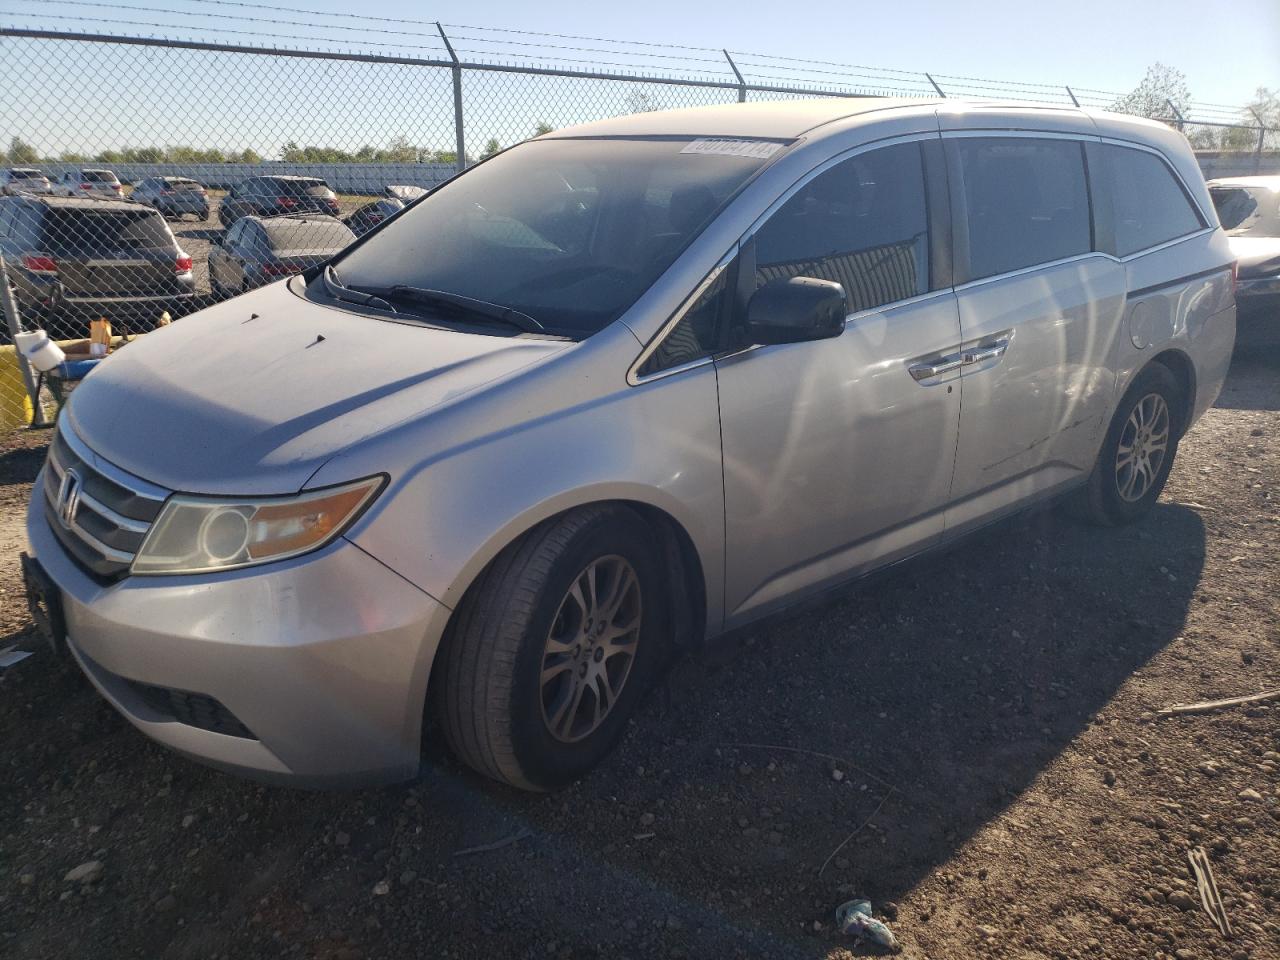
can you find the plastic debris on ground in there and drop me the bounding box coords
[835,898,899,951]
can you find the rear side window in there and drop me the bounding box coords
[954,138,1091,280]
[753,141,930,313]
[1102,145,1204,256]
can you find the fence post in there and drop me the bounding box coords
[1166,100,1185,133]
[436,23,466,176]
[925,73,945,98]
[0,254,50,428]
[1065,85,1080,107]
[1249,108,1265,174]
[723,50,746,103]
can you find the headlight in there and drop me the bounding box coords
[131,476,384,575]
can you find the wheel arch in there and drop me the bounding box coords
[422,498,709,723]
[1148,348,1196,436]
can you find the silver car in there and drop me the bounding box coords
[1,167,53,195]
[53,167,124,199]
[24,100,1236,790]
[1207,175,1280,347]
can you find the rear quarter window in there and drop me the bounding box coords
[1101,145,1204,256]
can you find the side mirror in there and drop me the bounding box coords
[745,276,847,345]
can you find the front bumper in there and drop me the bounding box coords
[26,477,450,786]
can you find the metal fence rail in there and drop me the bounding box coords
[0,26,1276,431]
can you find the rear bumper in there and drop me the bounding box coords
[1235,280,1280,346]
[26,478,451,786]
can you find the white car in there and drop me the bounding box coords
[1208,176,1280,347]
[1,168,52,196]
[53,168,124,199]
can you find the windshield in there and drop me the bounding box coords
[1208,185,1269,236]
[330,137,777,336]
[10,169,44,180]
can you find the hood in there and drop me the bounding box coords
[1227,236,1280,271]
[66,281,568,494]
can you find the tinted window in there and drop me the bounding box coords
[1209,185,1271,236]
[10,170,43,180]
[261,218,354,251]
[637,267,728,377]
[276,179,330,197]
[753,141,930,313]
[39,209,172,252]
[1102,145,1203,256]
[955,138,1090,279]
[335,138,772,337]
[83,170,118,183]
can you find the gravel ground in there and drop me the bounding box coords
[0,349,1277,960]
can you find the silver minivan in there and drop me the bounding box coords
[24,99,1236,790]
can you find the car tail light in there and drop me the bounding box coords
[260,263,297,277]
[176,255,193,273]
[161,189,174,195]
[21,253,57,274]
[277,197,296,208]
[113,184,123,194]
[79,183,93,190]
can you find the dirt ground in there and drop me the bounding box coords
[0,350,1277,960]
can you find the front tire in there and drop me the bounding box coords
[439,506,665,791]
[1075,363,1183,525]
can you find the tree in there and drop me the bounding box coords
[622,90,662,114]
[532,121,554,137]
[480,137,501,159]
[1111,63,1189,120]
[239,148,262,164]
[7,136,38,165]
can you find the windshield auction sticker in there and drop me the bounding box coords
[679,138,784,159]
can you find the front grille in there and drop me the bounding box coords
[127,680,256,739]
[43,421,169,580]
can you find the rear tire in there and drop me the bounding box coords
[1073,363,1183,526]
[439,506,665,791]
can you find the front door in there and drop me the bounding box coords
[717,138,963,627]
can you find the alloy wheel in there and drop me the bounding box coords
[539,555,642,743]
[1115,392,1170,502]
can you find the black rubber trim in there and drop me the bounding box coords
[1128,264,1233,300]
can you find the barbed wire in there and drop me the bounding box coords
[1,0,1271,125]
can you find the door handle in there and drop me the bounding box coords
[962,338,1010,365]
[908,354,964,381]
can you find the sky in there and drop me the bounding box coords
[1,0,1276,159]
[4,0,1277,107]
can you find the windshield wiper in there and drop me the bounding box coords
[349,283,546,334]
[321,265,394,312]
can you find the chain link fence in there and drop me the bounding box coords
[0,27,1276,431]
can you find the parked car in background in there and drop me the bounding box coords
[384,184,428,203]
[0,194,193,335]
[23,100,1235,791]
[52,168,123,199]
[208,213,355,297]
[1,168,53,196]
[1208,175,1280,347]
[217,176,340,227]
[131,176,210,221]
[344,197,404,237]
